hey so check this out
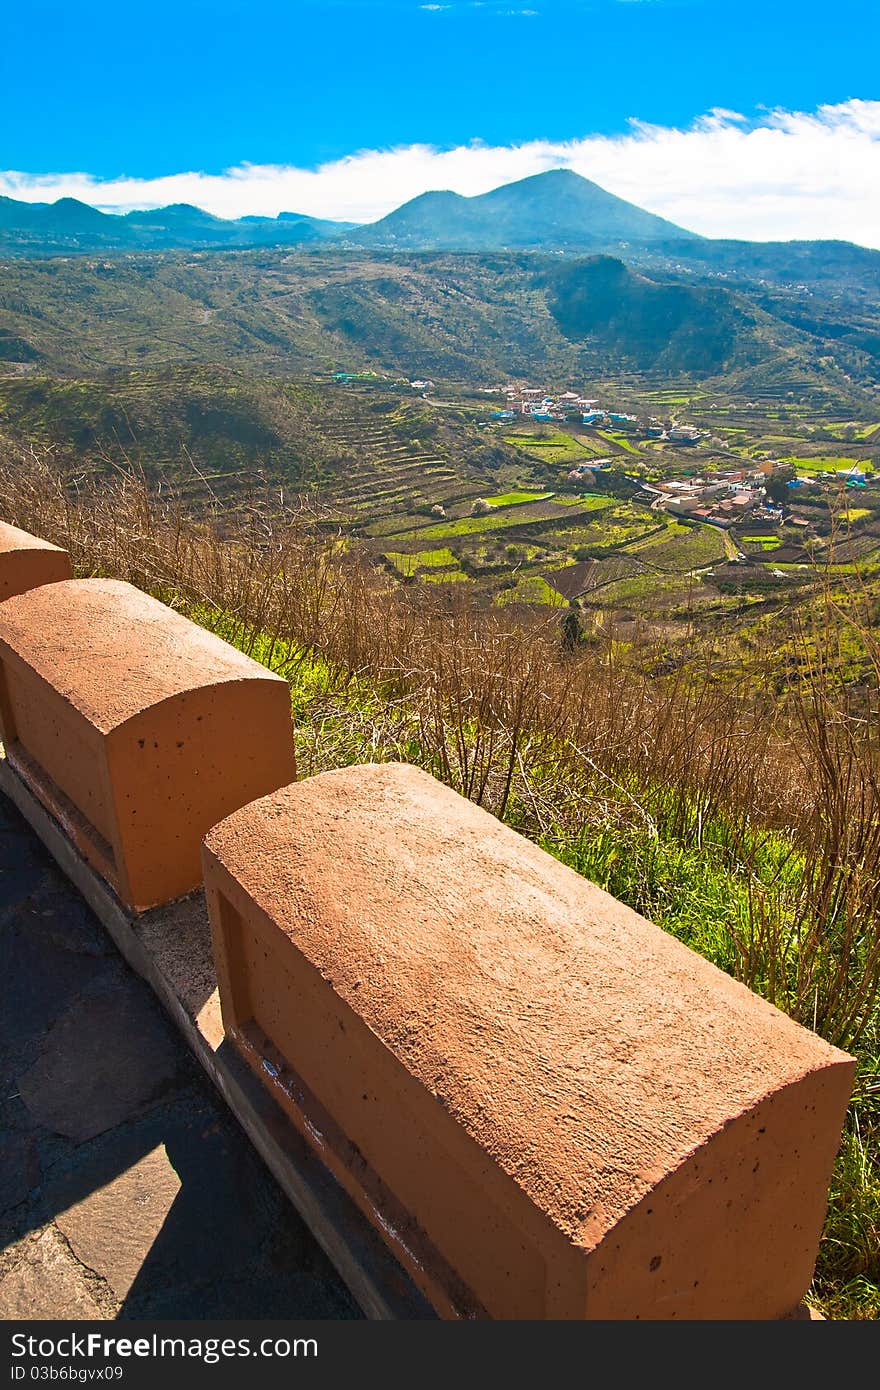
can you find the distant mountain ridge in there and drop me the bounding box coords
[0,168,878,306]
[0,194,354,252]
[0,169,700,255]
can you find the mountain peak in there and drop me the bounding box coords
[124,203,228,225]
[502,168,594,188]
[42,197,113,229]
[353,168,699,251]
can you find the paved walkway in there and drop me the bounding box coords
[0,793,360,1320]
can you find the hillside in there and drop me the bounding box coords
[0,247,875,402]
[547,257,778,374]
[643,236,880,295]
[0,365,522,501]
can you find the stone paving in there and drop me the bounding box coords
[0,793,360,1320]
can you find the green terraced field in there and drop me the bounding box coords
[482,491,554,507]
[623,522,728,571]
[581,572,704,609]
[781,455,872,473]
[390,494,612,540]
[384,547,457,575]
[502,431,592,461]
[597,430,641,454]
[495,575,565,607]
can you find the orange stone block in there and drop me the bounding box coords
[0,521,72,601]
[203,762,855,1321]
[0,578,295,911]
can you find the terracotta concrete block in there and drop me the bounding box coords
[0,578,295,911]
[203,762,855,1321]
[0,521,72,601]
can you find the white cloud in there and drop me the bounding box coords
[1,99,879,247]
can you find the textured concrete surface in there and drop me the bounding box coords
[0,579,286,730]
[0,789,360,1320]
[204,762,855,1320]
[55,1146,182,1300]
[0,1229,105,1319]
[0,578,296,909]
[0,523,71,603]
[17,979,180,1143]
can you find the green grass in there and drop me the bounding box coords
[544,813,879,1320]
[582,572,700,609]
[568,433,620,458]
[811,1124,880,1320]
[781,455,871,474]
[774,560,873,576]
[494,574,565,607]
[502,431,589,462]
[545,823,756,974]
[819,421,880,441]
[384,547,457,575]
[597,430,641,455]
[567,520,660,557]
[624,522,727,571]
[482,490,554,507]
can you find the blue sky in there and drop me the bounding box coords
[2,1,879,243]
[4,0,877,174]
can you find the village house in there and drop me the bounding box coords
[690,508,734,529]
[667,423,702,445]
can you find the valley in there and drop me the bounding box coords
[2,350,877,669]
[1,167,879,665]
